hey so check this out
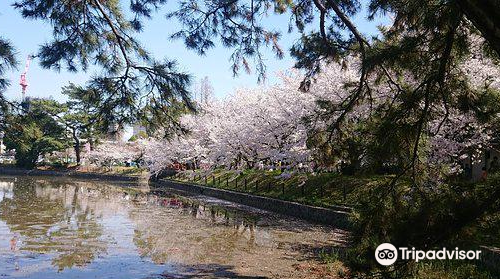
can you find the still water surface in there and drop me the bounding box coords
[0,176,346,278]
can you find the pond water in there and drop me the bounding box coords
[0,176,347,278]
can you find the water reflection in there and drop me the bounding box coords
[0,178,110,271]
[0,176,346,278]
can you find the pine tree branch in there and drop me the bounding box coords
[311,0,328,46]
[456,0,500,57]
[92,0,131,68]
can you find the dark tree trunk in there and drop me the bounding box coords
[72,128,81,165]
[458,0,500,56]
[74,142,81,165]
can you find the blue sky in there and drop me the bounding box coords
[0,1,387,102]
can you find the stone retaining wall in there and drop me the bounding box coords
[155,179,352,229]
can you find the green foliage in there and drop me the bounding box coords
[2,2,500,277]
[413,261,497,279]
[61,84,105,136]
[167,0,284,81]
[0,37,17,92]
[3,99,70,169]
[346,174,500,277]
[139,97,193,137]
[59,83,107,164]
[12,0,193,126]
[0,37,17,126]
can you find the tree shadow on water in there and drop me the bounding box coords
[147,264,268,279]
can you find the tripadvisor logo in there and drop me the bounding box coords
[375,243,398,266]
[375,243,482,266]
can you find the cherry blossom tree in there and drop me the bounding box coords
[143,136,209,175]
[143,68,335,173]
[85,141,144,168]
[139,35,499,179]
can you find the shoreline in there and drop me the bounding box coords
[0,166,351,228]
[153,179,352,229]
[0,165,145,182]
[1,166,498,273]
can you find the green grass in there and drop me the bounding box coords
[413,260,498,279]
[171,169,391,208]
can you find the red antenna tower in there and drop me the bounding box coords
[19,55,33,101]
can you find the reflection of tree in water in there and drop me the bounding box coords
[0,178,108,271]
[128,194,347,279]
[131,199,269,265]
[0,177,346,278]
